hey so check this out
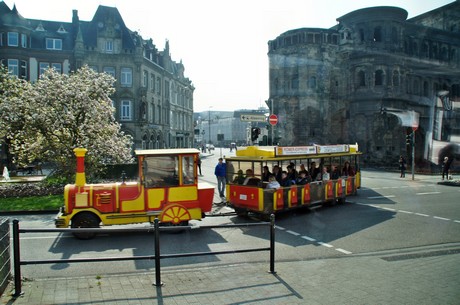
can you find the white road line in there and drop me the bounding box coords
[336,248,352,255]
[301,236,316,242]
[433,216,450,221]
[276,226,285,230]
[317,242,333,248]
[398,210,413,214]
[368,195,395,199]
[454,220,460,224]
[415,213,429,217]
[416,192,441,195]
[380,207,396,211]
[286,230,300,236]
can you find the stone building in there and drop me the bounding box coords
[0,3,194,150]
[268,1,460,168]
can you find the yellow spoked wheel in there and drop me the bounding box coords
[160,204,191,225]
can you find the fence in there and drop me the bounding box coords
[12,215,275,296]
[0,218,10,296]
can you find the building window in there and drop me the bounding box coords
[375,70,384,86]
[308,76,317,89]
[143,70,148,88]
[20,60,27,79]
[46,38,62,50]
[8,59,19,76]
[156,77,161,95]
[121,67,132,87]
[21,33,27,48]
[392,71,400,86]
[358,71,366,87]
[52,63,62,74]
[150,74,155,92]
[105,40,113,53]
[8,32,18,46]
[120,100,132,121]
[103,66,115,78]
[39,62,49,75]
[373,27,382,42]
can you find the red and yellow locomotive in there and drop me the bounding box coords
[55,148,214,238]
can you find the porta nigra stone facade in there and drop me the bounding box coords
[268,2,460,169]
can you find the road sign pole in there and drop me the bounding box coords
[412,131,415,181]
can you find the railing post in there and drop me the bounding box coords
[153,218,163,286]
[269,214,276,274]
[12,219,23,297]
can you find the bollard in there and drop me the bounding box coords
[12,219,23,297]
[269,214,276,274]
[153,218,163,286]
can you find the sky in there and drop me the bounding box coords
[3,0,455,112]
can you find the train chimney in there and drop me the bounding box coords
[74,148,87,187]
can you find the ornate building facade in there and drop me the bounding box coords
[268,2,460,168]
[0,3,194,150]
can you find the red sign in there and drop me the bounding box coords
[269,114,278,126]
[412,126,418,131]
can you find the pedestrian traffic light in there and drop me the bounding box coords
[405,134,412,146]
[251,127,260,141]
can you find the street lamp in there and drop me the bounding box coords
[208,106,212,144]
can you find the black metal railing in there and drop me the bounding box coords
[0,218,10,296]
[12,215,275,296]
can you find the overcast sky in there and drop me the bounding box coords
[3,0,455,112]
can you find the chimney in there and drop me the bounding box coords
[74,148,87,187]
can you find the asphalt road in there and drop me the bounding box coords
[6,148,460,280]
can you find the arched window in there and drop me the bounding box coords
[358,71,366,87]
[373,27,382,42]
[375,70,384,86]
[423,81,429,97]
[359,29,365,42]
[308,76,317,89]
[392,70,400,86]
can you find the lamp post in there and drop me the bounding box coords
[208,107,212,144]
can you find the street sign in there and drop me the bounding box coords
[240,114,266,122]
[269,114,278,126]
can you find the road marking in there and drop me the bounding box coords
[336,248,352,255]
[398,210,413,214]
[317,242,333,248]
[433,216,450,221]
[301,236,316,242]
[368,195,395,199]
[455,220,460,224]
[276,226,285,230]
[380,207,396,211]
[286,230,300,236]
[415,213,429,217]
[416,192,441,195]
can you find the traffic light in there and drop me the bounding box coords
[251,127,260,141]
[405,134,412,146]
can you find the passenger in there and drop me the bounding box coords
[262,165,271,182]
[320,166,330,181]
[266,175,281,189]
[233,169,245,184]
[279,171,293,187]
[341,161,355,177]
[243,169,261,186]
[286,165,297,182]
[309,162,320,181]
[331,165,340,180]
[296,170,311,185]
[272,165,282,182]
[299,164,307,173]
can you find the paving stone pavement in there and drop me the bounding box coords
[2,250,460,305]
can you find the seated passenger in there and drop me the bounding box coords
[296,170,311,185]
[266,175,281,189]
[272,165,282,182]
[331,165,340,180]
[243,169,261,186]
[262,165,271,182]
[233,169,245,184]
[342,161,355,177]
[319,166,330,181]
[279,171,293,187]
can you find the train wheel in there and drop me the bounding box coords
[234,207,248,218]
[160,204,191,225]
[71,212,100,240]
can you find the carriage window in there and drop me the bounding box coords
[182,156,195,185]
[143,156,179,187]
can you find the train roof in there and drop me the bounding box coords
[226,144,361,161]
[135,148,200,156]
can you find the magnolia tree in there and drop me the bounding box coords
[0,66,133,179]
